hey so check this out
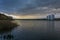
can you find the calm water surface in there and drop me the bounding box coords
[1,20,60,40]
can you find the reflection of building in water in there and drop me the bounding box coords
[47,14,55,20]
[47,21,55,33]
[46,21,56,39]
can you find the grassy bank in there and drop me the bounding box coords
[0,20,18,33]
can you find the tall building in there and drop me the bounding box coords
[47,14,55,20]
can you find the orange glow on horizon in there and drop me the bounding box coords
[4,13,45,19]
[9,15,42,19]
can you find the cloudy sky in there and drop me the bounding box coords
[0,0,60,19]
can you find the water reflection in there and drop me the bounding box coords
[3,20,60,40]
[47,21,56,40]
[46,21,57,40]
[47,21,55,33]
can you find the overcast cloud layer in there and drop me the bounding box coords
[0,0,60,15]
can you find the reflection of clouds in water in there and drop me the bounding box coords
[8,20,60,40]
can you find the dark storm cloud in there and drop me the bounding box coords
[17,0,60,14]
[0,0,60,14]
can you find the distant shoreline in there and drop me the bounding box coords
[12,18,60,21]
[0,18,60,21]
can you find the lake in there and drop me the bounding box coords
[0,20,60,40]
